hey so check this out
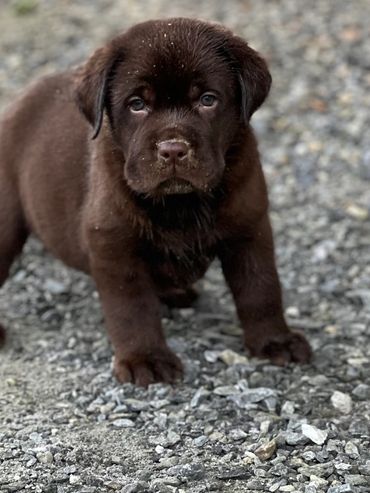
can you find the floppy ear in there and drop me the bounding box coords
[75,45,120,140]
[226,36,272,123]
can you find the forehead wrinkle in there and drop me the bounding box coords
[112,22,237,107]
[124,22,233,79]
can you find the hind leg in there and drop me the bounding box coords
[0,175,29,345]
[159,285,199,308]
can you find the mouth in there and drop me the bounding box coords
[157,178,195,195]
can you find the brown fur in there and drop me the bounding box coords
[0,18,311,386]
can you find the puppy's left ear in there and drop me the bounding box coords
[227,36,272,123]
[75,44,120,139]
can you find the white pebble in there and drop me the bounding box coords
[301,424,328,445]
[36,451,53,464]
[218,349,249,365]
[69,475,81,485]
[112,419,135,428]
[331,391,352,414]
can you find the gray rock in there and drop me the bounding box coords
[229,428,248,441]
[301,450,316,461]
[26,456,37,467]
[299,462,334,479]
[150,399,170,410]
[124,399,149,412]
[349,418,369,437]
[228,387,277,409]
[217,468,251,480]
[327,485,354,493]
[44,278,67,294]
[358,460,370,475]
[29,432,43,443]
[334,462,352,472]
[152,477,180,487]
[193,435,208,447]
[309,476,328,489]
[360,149,370,180]
[344,474,368,486]
[168,463,205,481]
[121,482,149,493]
[241,388,277,402]
[213,385,239,396]
[190,388,210,407]
[166,431,181,446]
[150,481,177,493]
[352,383,370,400]
[282,431,309,446]
[304,486,317,493]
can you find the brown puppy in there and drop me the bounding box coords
[0,18,312,386]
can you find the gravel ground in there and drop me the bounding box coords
[1,1,370,492]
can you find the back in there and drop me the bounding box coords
[0,72,91,270]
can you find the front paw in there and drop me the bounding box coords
[114,346,183,387]
[248,330,312,366]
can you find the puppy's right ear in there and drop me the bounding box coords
[75,45,119,140]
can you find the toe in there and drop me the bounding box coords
[250,331,312,366]
[114,361,133,383]
[154,356,183,383]
[114,347,183,387]
[288,332,312,363]
[132,363,157,387]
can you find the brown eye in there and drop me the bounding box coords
[129,97,146,111]
[200,93,217,107]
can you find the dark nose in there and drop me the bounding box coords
[157,140,189,163]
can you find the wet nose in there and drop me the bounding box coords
[157,140,189,162]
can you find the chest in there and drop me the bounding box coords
[139,232,217,289]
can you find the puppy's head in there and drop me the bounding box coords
[76,18,271,197]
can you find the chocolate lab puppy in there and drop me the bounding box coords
[0,18,311,385]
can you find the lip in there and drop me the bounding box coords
[158,177,194,195]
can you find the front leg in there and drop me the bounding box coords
[218,215,312,365]
[88,233,183,386]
